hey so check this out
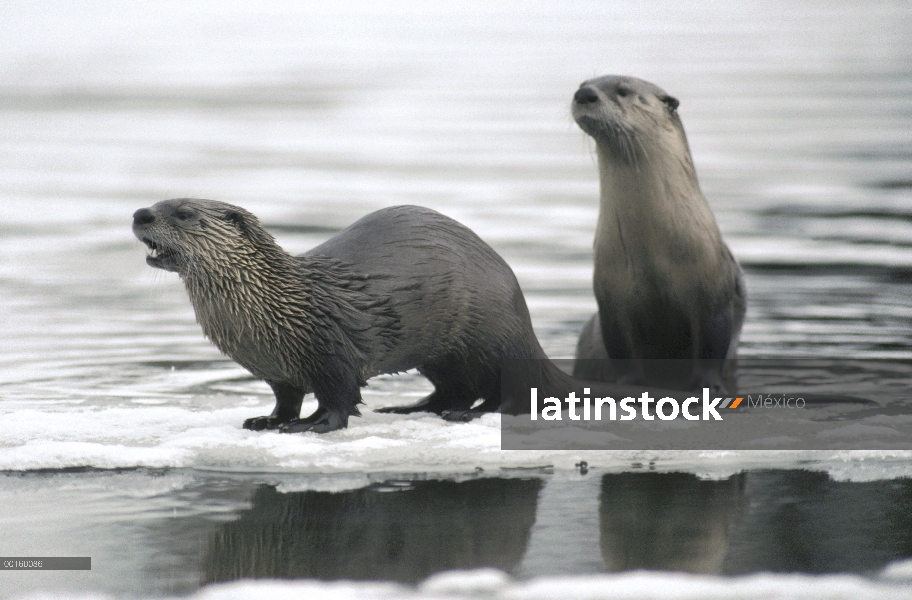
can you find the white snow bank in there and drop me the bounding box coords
[4,392,912,478]
[15,567,912,600]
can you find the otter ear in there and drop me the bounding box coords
[224,209,258,240]
[661,95,680,111]
[224,210,246,229]
[223,208,275,246]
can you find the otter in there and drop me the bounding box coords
[571,75,746,392]
[132,199,575,433]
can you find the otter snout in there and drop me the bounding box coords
[574,86,599,105]
[132,205,180,272]
[133,207,155,226]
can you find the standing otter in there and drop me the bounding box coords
[132,199,571,433]
[571,75,746,391]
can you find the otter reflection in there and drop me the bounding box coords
[202,477,541,583]
[599,472,745,573]
[598,470,912,575]
[724,470,912,574]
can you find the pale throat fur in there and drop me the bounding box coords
[180,227,316,386]
[592,116,727,302]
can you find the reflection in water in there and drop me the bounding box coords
[724,470,912,575]
[6,468,912,599]
[599,472,745,573]
[202,477,542,583]
[199,470,912,586]
[598,470,912,576]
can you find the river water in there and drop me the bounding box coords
[1,0,911,598]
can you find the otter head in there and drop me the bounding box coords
[132,198,278,276]
[572,75,684,165]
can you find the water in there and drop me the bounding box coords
[1,0,911,597]
[4,468,912,597]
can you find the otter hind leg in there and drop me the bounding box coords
[441,393,501,422]
[376,369,481,416]
[375,387,479,415]
[439,370,501,421]
[243,381,304,431]
[374,389,454,415]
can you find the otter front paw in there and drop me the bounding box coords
[242,416,282,431]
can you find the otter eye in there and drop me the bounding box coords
[617,87,630,98]
[175,210,193,221]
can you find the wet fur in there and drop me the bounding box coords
[571,75,746,391]
[133,199,560,432]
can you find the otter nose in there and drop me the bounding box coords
[574,86,599,105]
[133,208,155,226]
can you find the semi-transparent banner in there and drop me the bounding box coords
[500,359,912,450]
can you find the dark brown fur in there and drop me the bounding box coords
[132,199,566,432]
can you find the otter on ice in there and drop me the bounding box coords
[571,75,746,391]
[132,199,571,433]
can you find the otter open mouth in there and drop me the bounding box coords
[140,237,176,270]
